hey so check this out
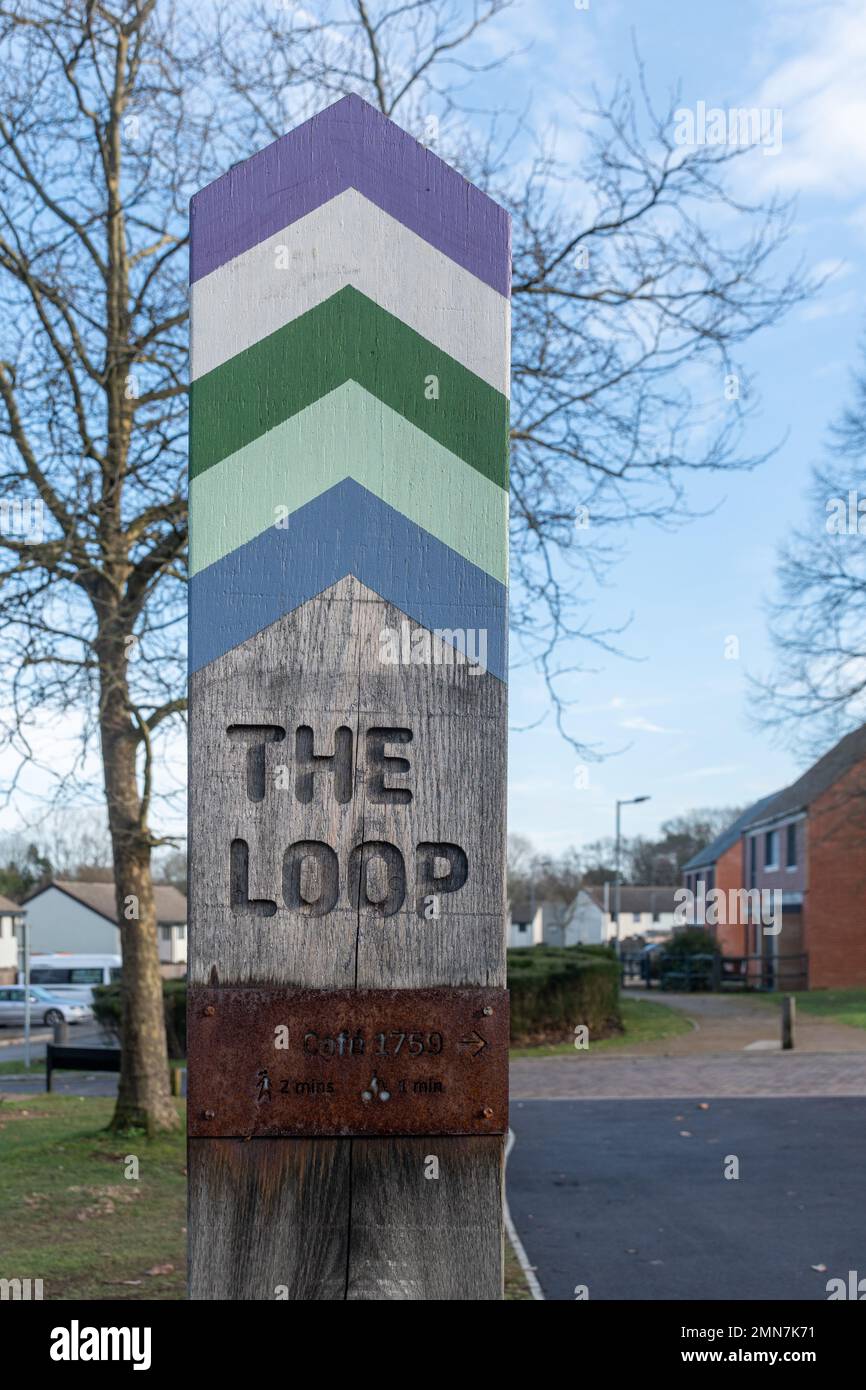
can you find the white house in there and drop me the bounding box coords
[559,888,606,945]
[0,893,25,984]
[23,880,188,975]
[509,900,570,948]
[509,901,544,948]
[560,884,678,945]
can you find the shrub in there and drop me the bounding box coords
[659,928,720,991]
[92,978,187,1058]
[507,944,621,1042]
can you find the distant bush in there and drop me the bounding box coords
[507,945,620,1042]
[92,978,187,1058]
[659,928,720,991]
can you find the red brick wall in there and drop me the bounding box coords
[806,763,866,988]
[714,839,748,955]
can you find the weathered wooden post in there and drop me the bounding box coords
[781,995,795,1050]
[187,95,510,1300]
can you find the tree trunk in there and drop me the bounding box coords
[99,636,179,1133]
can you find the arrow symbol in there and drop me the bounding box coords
[459,1031,486,1057]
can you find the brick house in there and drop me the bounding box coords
[681,795,778,957]
[682,725,866,989]
[743,725,866,989]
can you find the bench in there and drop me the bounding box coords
[45,1043,121,1092]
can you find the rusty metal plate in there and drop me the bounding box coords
[188,986,509,1137]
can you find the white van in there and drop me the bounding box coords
[22,954,121,1003]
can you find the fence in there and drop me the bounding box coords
[621,950,809,992]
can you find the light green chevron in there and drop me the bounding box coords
[189,381,508,584]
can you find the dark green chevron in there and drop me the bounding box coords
[189,286,509,488]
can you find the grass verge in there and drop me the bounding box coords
[0,1093,186,1300]
[504,1236,535,1300]
[752,987,866,1031]
[510,994,693,1059]
[2,1093,535,1301]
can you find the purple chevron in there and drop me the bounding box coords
[189,94,510,296]
[188,479,507,681]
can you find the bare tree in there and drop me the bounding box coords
[216,9,814,740]
[0,0,813,1129]
[753,343,866,755]
[0,0,203,1130]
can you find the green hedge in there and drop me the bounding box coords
[507,945,621,1041]
[659,928,720,991]
[92,979,187,1059]
[92,950,622,1052]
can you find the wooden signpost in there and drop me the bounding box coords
[187,95,510,1300]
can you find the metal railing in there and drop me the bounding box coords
[620,950,809,992]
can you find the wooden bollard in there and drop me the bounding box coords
[782,995,795,1050]
[187,95,510,1300]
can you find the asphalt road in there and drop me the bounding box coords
[507,1097,866,1301]
[0,1022,104,1064]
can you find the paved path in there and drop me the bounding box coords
[511,1051,866,1099]
[511,992,866,1099]
[623,990,866,1056]
[507,1097,866,1301]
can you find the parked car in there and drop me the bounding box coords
[0,985,93,1027]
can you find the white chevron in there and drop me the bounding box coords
[190,187,511,394]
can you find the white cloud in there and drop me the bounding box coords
[620,716,678,734]
[751,1,866,196]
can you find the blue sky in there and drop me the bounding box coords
[484,0,866,854]
[2,0,863,860]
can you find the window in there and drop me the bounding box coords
[764,830,779,870]
[70,968,102,984]
[176,925,186,940]
[517,923,528,934]
[786,823,797,869]
[160,926,171,942]
[749,837,757,887]
[632,912,641,923]
[31,968,72,985]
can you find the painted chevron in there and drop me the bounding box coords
[189,383,507,585]
[188,480,507,680]
[189,286,508,486]
[190,94,510,295]
[190,188,510,393]
[189,95,510,682]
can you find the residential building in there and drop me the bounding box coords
[745,725,866,989]
[509,900,561,948]
[561,884,678,945]
[0,893,24,984]
[509,901,540,948]
[681,724,866,989]
[22,880,188,976]
[681,795,779,956]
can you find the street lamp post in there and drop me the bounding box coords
[614,795,651,946]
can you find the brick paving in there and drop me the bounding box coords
[510,1050,866,1099]
[510,991,866,1099]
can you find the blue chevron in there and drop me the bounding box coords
[188,479,508,680]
